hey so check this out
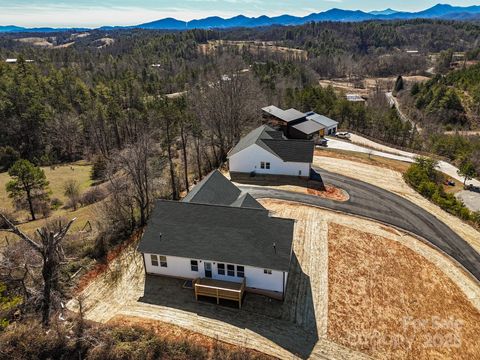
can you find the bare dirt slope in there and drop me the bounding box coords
[314,156,480,254]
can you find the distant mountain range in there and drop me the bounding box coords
[1,4,480,33]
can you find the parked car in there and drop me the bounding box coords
[336,132,351,139]
[317,138,328,147]
[444,179,455,186]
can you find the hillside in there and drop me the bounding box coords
[411,63,480,128]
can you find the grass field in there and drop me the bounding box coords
[0,161,95,235]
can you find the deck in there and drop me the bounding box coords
[194,278,246,308]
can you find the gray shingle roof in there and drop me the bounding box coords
[228,125,314,163]
[306,112,338,128]
[183,170,265,209]
[138,200,294,271]
[291,119,325,135]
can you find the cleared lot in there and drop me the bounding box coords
[328,222,480,359]
[68,199,479,359]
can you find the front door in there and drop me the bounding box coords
[204,262,212,278]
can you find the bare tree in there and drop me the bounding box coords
[0,213,75,326]
[190,56,264,163]
[112,133,153,226]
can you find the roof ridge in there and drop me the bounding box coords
[261,138,315,143]
[157,198,269,213]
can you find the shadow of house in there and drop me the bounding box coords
[139,254,318,359]
[231,171,326,192]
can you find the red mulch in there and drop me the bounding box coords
[307,185,349,201]
[74,229,143,293]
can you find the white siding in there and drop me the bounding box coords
[143,253,287,294]
[228,144,310,177]
[325,125,337,135]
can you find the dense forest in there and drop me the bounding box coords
[410,62,480,127]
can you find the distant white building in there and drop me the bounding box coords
[346,94,366,103]
[5,58,34,63]
[228,125,314,178]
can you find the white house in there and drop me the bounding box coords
[228,125,314,178]
[138,170,295,303]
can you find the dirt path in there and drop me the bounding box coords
[314,156,480,254]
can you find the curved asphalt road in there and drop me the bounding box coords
[239,170,480,281]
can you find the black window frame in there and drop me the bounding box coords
[260,161,265,169]
[265,162,270,169]
[264,269,272,275]
[190,260,198,272]
[227,264,235,277]
[236,265,245,278]
[217,263,225,275]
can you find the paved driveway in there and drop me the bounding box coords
[239,170,480,281]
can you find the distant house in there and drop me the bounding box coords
[346,93,366,104]
[261,105,338,139]
[138,170,294,304]
[5,58,34,63]
[228,125,314,178]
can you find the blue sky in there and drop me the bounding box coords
[1,0,479,28]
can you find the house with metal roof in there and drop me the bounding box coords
[228,125,314,178]
[138,170,295,304]
[305,112,339,136]
[261,105,337,139]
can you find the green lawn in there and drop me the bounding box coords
[0,161,95,237]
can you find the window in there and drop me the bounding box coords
[264,269,272,275]
[150,254,159,267]
[265,162,270,169]
[236,266,245,278]
[217,263,225,275]
[260,161,265,169]
[227,264,235,277]
[190,260,198,271]
[159,255,167,267]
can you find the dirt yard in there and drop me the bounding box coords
[199,40,308,61]
[328,222,480,359]
[319,76,430,96]
[314,155,480,254]
[68,197,479,359]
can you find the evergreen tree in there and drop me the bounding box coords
[6,160,50,221]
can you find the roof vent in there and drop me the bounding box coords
[273,242,277,254]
